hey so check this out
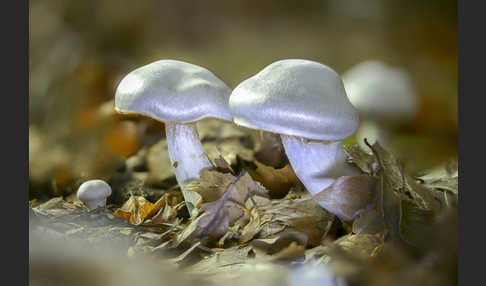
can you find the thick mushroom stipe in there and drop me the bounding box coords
[281,135,359,196]
[165,122,212,216]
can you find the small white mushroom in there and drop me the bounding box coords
[114,60,232,217]
[229,59,361,218]
[342,60,418,148]
[77,180,112,209]
[287,264,347,286]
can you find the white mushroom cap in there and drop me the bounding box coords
[229,59,359,141]
[77,180,112,209]
[114,60,233,123]
[342,60,418,124]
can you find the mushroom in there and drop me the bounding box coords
[287,264,346,286]
[114,60,232,217]
[342,60,418,148]
[77,179,112,209]
[229,59,360,210]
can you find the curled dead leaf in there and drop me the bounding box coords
[313,175,379,222]
[242,197,334,246]
[248,162,299,197]
[113,195,165,225]
[173,172,269,246]
[344,144,377,175]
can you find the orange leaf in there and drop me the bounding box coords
[113,196,164,225]
[113,209,132,220]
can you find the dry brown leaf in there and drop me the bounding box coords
[344,144,377,175]
[241,197,334,246]
[418,161,458,196]
[172,213,208,248]
[370,142,440,212]
[313,175,379,222]
[251,232,308,253]
[363,141,438,252]
[218,223,243,247]
[248,162,299,197]
[170,242,202,264]
[184,170,236,203]
[261,198,334,246]
[196,173,251,240]
[270,241,306,261]
[334,233,384,261]
[173,172,269,246]
[352,208,385,235]
[149,201,184,225]
[239,208,273,243]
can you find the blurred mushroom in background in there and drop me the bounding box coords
[342,60,419,150]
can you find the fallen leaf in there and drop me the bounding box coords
[248,162,299,197]
[344,144,378,175]
[113,195,164,225]
[368,142,440,212]
[398,199,436,248]
[173,172,270,246]
[251,232,308,254]
[184,170,236,203]
[352,208,385,235]
[418,161,458,196]
[239,207,272,243]
[172,213,208,248]
[149,201,185,225]
[170,241,202,264]
[313,175,379,222]
[196,173,251,240]
[364,141,434,252]
[270,241,306,260]
[242,197,334,246]
[334,233,384,261]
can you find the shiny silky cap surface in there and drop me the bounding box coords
[115,60,233,123]
[229,59,359,141]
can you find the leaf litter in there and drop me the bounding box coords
[29,130,458,286]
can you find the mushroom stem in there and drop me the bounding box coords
[165,122,213,216]
[85,199,107,210]
[280,135,359,196]
[356,120,391,150]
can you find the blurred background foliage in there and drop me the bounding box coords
[29,0,457,198]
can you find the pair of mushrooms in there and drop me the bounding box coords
[112,59,362,220]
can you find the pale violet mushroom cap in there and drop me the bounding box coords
[229,59,359,141]
[77,180,112,209]
[342,60,418,123]
[114,60,233,123]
